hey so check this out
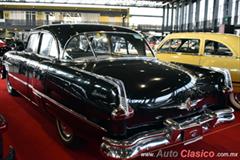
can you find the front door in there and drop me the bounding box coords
[156,38,201,66]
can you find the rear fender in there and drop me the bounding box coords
[171,62,230,91]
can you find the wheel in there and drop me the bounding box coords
[6,74,17,96]
[230,93,240,109]
[56,119,76,145]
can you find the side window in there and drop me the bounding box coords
[158,40,171,52]
[26,33,39,53]
[205,40,233,56]
[171,39,200,54]
[178,39,199,54]
[39,33,58,58]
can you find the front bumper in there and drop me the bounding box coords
[100,107,235,159]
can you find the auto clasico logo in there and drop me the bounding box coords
[141,149,216,158]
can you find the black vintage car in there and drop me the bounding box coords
[0,24,235,159]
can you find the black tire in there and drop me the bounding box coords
[56,119,77,146]
[6,74,17,96]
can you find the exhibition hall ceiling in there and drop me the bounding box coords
[0,0,180,8]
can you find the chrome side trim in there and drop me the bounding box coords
[8,73,107,132]
[100,107,235,160]
[105,76,129,113]
[8,73,28,86]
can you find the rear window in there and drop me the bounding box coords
[204,40,233,56]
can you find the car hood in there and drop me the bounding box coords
[81,57,196,107]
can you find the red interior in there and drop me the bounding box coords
[0,80,239,160]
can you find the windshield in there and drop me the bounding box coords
[63,31,154,60]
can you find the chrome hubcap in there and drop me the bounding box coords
[59,121,73,139]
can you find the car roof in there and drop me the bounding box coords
[34,23,136,33]
[164,32,240,56]
[33,24,137,48]
[166,32,239,39]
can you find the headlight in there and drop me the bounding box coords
[209,67,233,91]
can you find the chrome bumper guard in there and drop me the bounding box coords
[101,107,235,159]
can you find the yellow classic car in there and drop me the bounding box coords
[156,32,240,108]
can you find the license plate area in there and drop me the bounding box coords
[165,111,217,144]
[183,125,203,141]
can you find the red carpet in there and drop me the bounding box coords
[0,79,239,160]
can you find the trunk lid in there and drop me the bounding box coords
[71,57,215,136]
